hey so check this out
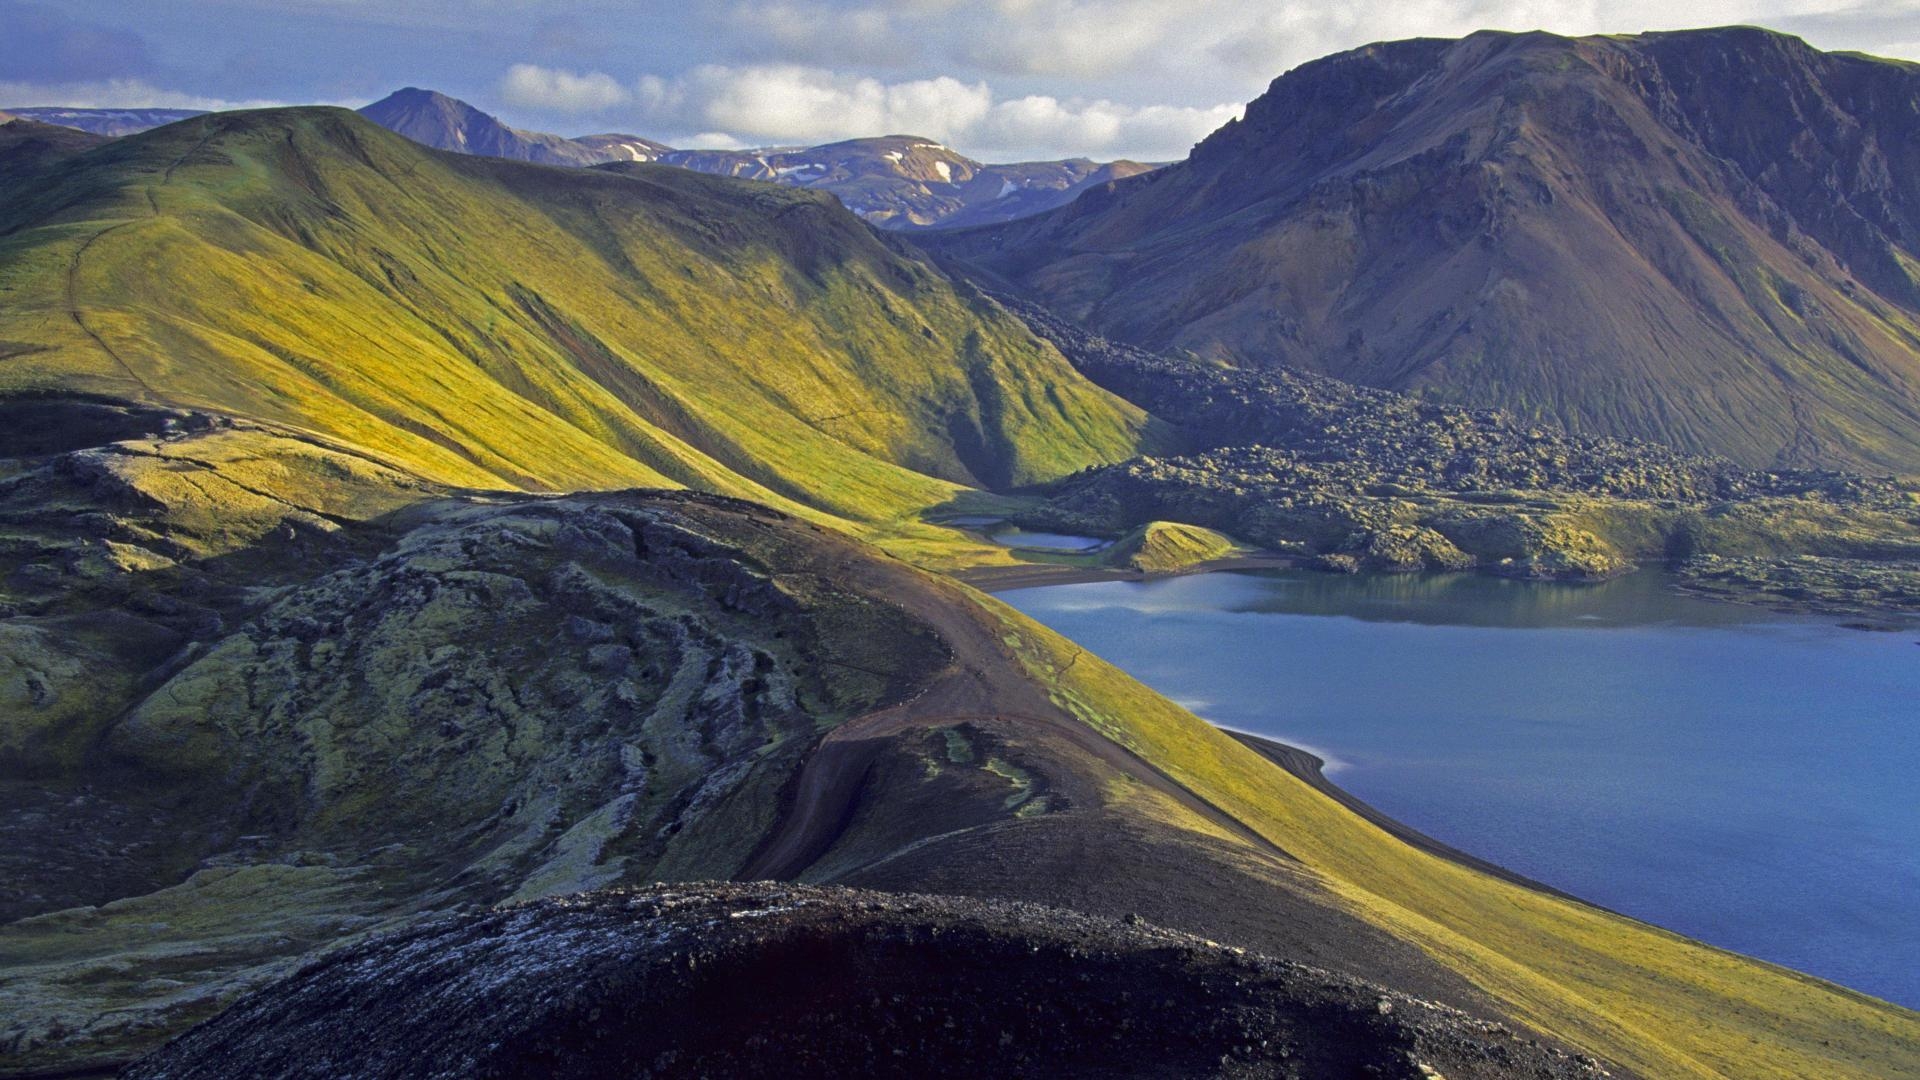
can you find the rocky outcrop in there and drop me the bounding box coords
[0,423,946,1073]
[1007,297,1920,586]
[125,883,1609,1080]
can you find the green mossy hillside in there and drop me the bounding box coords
[0,108,1157,540]
[1106,521,1241,572]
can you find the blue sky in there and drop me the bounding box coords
[6,1,1919,161]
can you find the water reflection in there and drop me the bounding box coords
[989,527,1108,552]
[1226,568,1774,629]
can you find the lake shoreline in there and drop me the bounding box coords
[959,545,1919,630]
[996,566,1920,1005]
[958,554,1295,593]
[1223,729,1606,910]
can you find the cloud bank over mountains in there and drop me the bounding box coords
[8,0,1920,160]
[503,60,1241,160]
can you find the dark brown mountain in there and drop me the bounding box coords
[935,27,1920,473]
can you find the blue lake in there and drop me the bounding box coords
[1002,569,1920,1007]
[990,527,1110,552]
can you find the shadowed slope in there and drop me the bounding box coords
[938,27,1920,473]
[0,119,106,188]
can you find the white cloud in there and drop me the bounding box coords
[962,0,1209,76]
[623,63,1236,160]
[686,65,991,142]
[976,95,1241,160]
[0,77,290,111]
[717,0,1920,103]
[684,131,753,150]
[499,63,630,114]
[727,2,914,66]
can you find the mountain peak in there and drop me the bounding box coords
[937,26,1920,473]
[358,86,609,166]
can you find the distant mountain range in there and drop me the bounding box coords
[4,106,206,136]
[353,88,1156,229]
[4,89,1155,231]
[655,135,1156,229]
[936,27,1920,473]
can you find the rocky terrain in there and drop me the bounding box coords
[0,416,927,1070]
[1005,298,1920,602]
[1675,554,1920,623]
[0,407,1490,1073]
[7,407,1913,1079]
[125,883,1609,1080]
[936,28,1920,473]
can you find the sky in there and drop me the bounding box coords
[5,1,1920,161]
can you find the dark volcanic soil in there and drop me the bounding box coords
[123,883,1610,1080]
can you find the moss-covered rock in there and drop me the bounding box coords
[0,434,953,1073]
[1015,306,1918,596]
[1105,521,1242,573]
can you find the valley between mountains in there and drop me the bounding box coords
[2,24,1919,1080]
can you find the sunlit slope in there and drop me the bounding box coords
[989,601,1920,1080]
[0,107,1154,524]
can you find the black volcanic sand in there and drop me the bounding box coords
[123,883,1609,1080]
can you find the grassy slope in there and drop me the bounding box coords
[0,107,1155,551]
[986,599,1920,1079]
[1106,521,1241,572]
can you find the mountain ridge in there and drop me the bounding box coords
[352,88,1159,229]
[653,133,1158,229]
[6,91,1160,231]
[0,105,1159,551]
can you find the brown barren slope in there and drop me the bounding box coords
[936,27,1920,473]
